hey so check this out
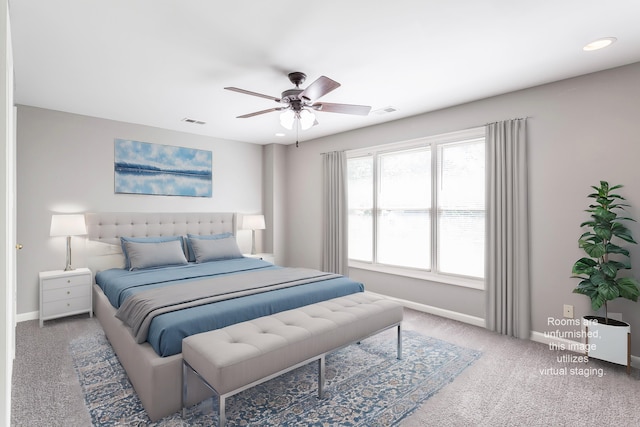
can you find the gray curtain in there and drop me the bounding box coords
[322,151,349,275]
[485,118,530,339]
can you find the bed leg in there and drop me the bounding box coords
[318,356,326,398]
[397,324,403,360]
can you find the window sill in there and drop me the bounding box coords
[348,260,484,290]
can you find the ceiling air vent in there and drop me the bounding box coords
[181,117,207,125]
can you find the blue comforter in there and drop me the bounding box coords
[95,258,365,357]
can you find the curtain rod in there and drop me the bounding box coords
[484,116,530,126]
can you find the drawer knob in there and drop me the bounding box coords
[67,291,71,295]
[67,279,71,283]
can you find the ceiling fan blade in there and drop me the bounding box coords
[237,107,284,118]
[224,87,281,102]
[299,76,340,102]
[312,102,371,116]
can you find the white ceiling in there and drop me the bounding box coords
[9,0,640,145]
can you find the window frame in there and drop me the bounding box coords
[346,127,486,290]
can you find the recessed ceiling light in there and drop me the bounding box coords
[583,37,617,51]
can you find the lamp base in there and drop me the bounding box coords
[64,236,75,271]
[251,230,257,255]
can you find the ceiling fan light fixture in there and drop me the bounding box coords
[299,109,315,130]
[279,109,316,131]
[279,110,295,130]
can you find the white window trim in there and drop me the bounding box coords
[347,126,486,290]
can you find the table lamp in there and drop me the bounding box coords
[50,214,87,271]
[241,215,266,255]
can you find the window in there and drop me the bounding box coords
[347,128,485,285]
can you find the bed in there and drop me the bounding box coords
[86,212,366,421]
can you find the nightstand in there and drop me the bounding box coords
[39,267,92,327]
[243,253,275,264]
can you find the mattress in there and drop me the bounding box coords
[95,257,365,357]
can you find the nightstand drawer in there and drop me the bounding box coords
[43,284,90,302]
[42,295,91,318]
[42,274,90,290]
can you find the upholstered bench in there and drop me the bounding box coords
[181,292,403,426]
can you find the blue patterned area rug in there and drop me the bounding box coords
[70,329,480,426]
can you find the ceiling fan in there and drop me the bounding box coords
[224,72,371,136]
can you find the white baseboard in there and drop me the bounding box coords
[366,291,485,328]
[16,311,38,323]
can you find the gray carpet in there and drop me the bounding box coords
[11,314,100,426]
[12,309,640,426]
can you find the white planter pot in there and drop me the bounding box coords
[584,316,630,373]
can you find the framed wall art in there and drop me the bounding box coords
[114,139,212,197]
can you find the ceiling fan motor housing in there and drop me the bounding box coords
[281,88,304,109]
[282,72,308,109]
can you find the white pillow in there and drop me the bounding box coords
[86,240,125,272]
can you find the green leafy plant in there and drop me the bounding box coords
[572,181,640,323]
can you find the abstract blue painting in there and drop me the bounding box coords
[114,139,212,197]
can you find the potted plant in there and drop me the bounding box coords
[571,181,639,372]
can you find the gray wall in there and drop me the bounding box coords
[284,62,640,354]
[262,144,288,265]
[16,106,264,315]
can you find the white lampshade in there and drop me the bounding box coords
[241,214,266,231]
[299,109,315,130]
[279,109,316,131]
[50,214,87,237]
[280,110,295,130]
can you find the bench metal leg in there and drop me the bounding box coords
[318,356,326,398]
[182,359,227,427]
[219,395,226,427]
[397,323,403,360]
[182,361,188,418]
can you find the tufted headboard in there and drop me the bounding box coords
[85,212,236,245]
[85,212,237,273]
